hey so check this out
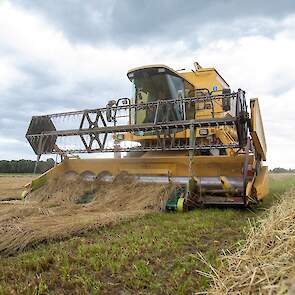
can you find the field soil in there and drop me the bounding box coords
[0,175,34,200]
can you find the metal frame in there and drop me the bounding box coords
[26,90,248,156]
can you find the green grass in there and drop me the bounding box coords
[0,175,294,294]
[254,174,295,210]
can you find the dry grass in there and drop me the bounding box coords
[0,174,294,294]
[208,186,295,295]
[0,175,34,200]
[0,175,170,256]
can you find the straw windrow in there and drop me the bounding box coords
[0,176,171,256]
[208,187,295,294]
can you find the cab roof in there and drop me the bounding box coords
[127,64,229,88]
[127,64,191,83]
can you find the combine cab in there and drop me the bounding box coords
[25,63,268,210]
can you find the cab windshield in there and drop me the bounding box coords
[128,68,194,124]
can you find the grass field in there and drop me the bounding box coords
[0,174,294,294]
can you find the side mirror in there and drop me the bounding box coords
[107,100,116,106]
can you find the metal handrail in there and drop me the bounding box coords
[26,91,248,155]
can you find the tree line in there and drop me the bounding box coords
[269,167,295,173]
[0,159,55,174]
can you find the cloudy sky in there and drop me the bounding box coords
[0,0,294,168]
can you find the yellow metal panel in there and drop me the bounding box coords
[26,161,67,191]
[180,68,229,91]
[25,153,255,196]
[123,129,189,141]
[253,166,269,200]
[250,98,267,161]
[124,126,237,143]
[27,154,254,192]
[181,69,227,120]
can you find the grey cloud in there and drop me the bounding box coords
[13,0,113,43]
[1,0,295,166]
[0,57,130,148]
[14,0,295,46]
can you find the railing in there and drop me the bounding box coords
[26,90,248,155]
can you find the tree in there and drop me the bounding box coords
[0,159,55,173]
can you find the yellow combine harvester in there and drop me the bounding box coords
[25,62,268,210]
